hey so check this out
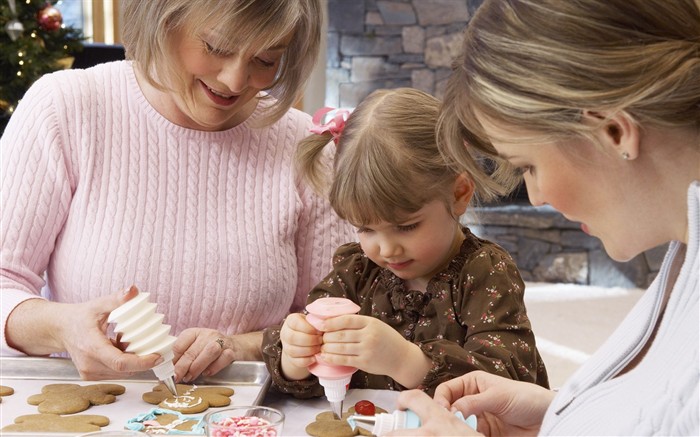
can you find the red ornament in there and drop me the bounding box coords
[354,400,376,416]
[37,4,63,32]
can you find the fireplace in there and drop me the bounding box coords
[321,0,664,287]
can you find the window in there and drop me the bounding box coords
[55,0,83,31]
[55,0,120,44]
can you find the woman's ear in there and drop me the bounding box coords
[582,110,640,160]
[452,173,475,216]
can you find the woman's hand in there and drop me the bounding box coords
[6,285,161,380]
[279,313,322,380]
[66,286,163,380]
[317,314,432,387]
[431,371,555,437]
[173,328,262,383]
[386,390,482,436]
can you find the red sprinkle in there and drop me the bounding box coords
[354,400,376,416]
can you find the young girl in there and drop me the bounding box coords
[262,88,549,398]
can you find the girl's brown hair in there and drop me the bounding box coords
[297,88,464,226]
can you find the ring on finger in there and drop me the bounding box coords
[215,338,225,349]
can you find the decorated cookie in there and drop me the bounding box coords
[305,404,387,437]
[142,383,235,414]
[1,413,109,433]
[0,385,14,403]
[126,408,203,435]
[27,383,126,414]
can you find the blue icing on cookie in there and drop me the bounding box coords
[125,407,204,435]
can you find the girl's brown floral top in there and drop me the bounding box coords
[262,228,549,397]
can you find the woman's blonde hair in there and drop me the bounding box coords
[297,88,464,226]
[438,0,700,199]
[121,0,321,126]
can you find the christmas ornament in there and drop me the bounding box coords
[5,0,24,41]
[4,18,24,41]
[37,4,63,32]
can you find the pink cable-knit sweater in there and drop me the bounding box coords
[0,61,354,355]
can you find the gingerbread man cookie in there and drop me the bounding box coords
[142,383,235,414]
[0,385,14,403]
[305,403,387,437]
[1,413,109,433]
[27,383,126,414]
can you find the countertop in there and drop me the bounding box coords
[0,357,401,436]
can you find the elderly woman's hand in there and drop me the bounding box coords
[173,328,263,382]
[56,286,160,380]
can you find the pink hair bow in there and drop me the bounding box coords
[310,107,351,145]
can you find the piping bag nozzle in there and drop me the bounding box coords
[330,400,343,420]
[316,374,352,419]
[152,349,178,397]
[160,375,178,397]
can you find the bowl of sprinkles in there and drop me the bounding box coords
[204,406,284,437]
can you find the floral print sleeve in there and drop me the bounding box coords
[416,241,549,393]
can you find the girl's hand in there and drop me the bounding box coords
[318,315,431,386]
[279,313,323,379]
[430,371,555,437]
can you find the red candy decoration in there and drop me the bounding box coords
[354,400,376,416]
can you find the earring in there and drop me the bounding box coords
[621,152,630,160]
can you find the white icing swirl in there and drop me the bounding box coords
[162,395,203,409]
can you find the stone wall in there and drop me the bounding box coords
[324,0,667,288]
[462,206,667,288]
[325,0,483,107]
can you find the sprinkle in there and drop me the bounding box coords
[210,416,278,437]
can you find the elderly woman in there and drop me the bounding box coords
[0,0,353,383]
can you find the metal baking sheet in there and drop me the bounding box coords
[0,356,270,436]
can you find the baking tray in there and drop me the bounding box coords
[0,356,270,436]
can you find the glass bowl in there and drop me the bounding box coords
[203,406,284,436]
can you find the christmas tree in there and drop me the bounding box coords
[0,0,84,134]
